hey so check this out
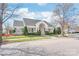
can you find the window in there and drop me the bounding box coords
[28,28,36,33]
[33,28,36,32]
[32,28,33,32]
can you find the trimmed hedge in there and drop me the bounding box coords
[27,31,54,35]
[27,33,40,35]
[45,31,53,35]
[27,31,41,35]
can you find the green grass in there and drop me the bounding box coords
[3,35,50,43]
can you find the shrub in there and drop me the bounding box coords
[12,28,16,33]
[56,27,61,34]
[53,28,56,34]
[28,32,37,35]
[27,30,41,35]
[37,30,41,35]
[53,27,61,35]
[45,31,49,35]
[45,31,53,35]
[23,26,28,36]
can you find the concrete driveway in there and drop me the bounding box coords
[0,37,79,56]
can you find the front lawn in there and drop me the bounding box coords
[2,35,50,43]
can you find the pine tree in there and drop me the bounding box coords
[57,27,61,34]
[12,28,16,33]
[53,28,56,34]
[23,26,28,36]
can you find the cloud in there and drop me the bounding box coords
[37,3,48,6]
[6,7,64,27]
[13,8,53,22]
[41,12,52,17]
[4,7,59,28]
[41,12,52,22]
[14,8,29,17]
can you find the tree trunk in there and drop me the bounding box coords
[0,20,2,48]
[61,19,65,36]
[61,26,65,36]
[0,8,4,48]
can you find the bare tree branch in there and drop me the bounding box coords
[52,3,74,36]
[3,6,19,23]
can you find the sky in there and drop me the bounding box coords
[8,3,56,12]
[4,3,79,27]
[5,3,57,27]
[7,3,57,21]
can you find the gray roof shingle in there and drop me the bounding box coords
[13,18,52,27]
[43,21,52,27]
[23,18,40,26]
[13,20,23,26]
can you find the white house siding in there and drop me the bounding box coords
[13,19,53,35]
[48,27,53,32]
[27,26,37,33]
[36,21,48,32]
[14,26,23,35]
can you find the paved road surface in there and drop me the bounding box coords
[0,37,79,56]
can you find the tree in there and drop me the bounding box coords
[4,22,11,34]
[0,3,19,47]
[53,3,74,36]
[56,27,61,34]
[12,28,16,33]
[53,28,56,34]
[23,26,28,36]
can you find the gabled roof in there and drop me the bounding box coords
[14,18,52,27]
[43,21,52,27]
[23,18,40,26]
[13,20,23,26]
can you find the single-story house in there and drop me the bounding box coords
[13,18,53,35]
